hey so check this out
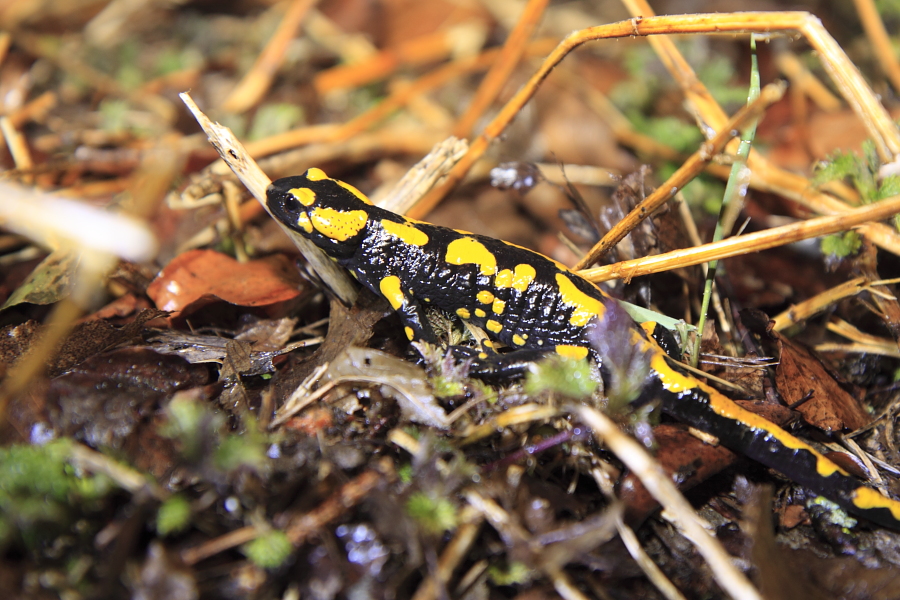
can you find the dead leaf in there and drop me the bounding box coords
[146,250,306,319]
[773,332,869,432]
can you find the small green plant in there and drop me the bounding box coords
[406,492,457,534]
[248,103,304,141]
[488,561,533,586]
[242,530,292,569]
[820,231,863,259]
[524,355,599,399]
[161,394,267,473]
[813,141,900,259]
[156,495,192,536]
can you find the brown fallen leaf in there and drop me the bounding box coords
[146,249,306,320]
[772,331,869,432]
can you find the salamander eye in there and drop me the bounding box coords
[282,193,302,213]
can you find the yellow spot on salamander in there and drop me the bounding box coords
[495,264,536,292]
[477,290,494,304]
[456,308,470,319]
[295,211,313,233]
[851,486,900,520]
[445,237,497,275]
[511,264,536,292]
[405,326,415,340]
[310,207,368,241]
[478,352,488,360]
[512,334,526,346]
[289,187,317,207]
[379,276,405,310]
[644,333,847,478]
[492,298,505,314]
[475,308,486,318]
[306,168,328,181]
[486,319,502,333]
[556,345,589,360]
[556,273,604,327]
[381,219,429,246]
[337,180,373,205]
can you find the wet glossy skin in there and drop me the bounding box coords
[267,168,900,529]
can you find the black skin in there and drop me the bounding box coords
[266,170,900,530]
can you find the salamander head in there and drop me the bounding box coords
[267,168,373,257]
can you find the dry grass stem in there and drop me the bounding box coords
[220,0,317,114]
[580,194,900,283]
[573,82,786,270]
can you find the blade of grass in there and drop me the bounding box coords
[692,35,761,367]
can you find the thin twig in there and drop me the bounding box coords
[453,0,550,138]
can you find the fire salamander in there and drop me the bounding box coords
[266,168,900,530]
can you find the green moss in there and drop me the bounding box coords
[0,439,114,548]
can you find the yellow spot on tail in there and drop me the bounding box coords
[381,219,429,246]
[486,319,502,333]
[445,237,497,275]
[456,308,470,319]
[405,326,415,340]
[289,187,317,207]
[556,345,587,360]
[556,345,589,360]
[556,273,604,327]
[379,276,405,310]
[643,332,846,478]
[852,486,900,520]
[478,352,488,359]
[295,211,313,233]
[310,207,368,241]
[477,290,494,304]
[306,168,328,181]
[512,334,526,346]
[492,298,505,314]
[337,180,373,205]
[475,308,486,318]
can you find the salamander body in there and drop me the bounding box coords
[266,168,900,530]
